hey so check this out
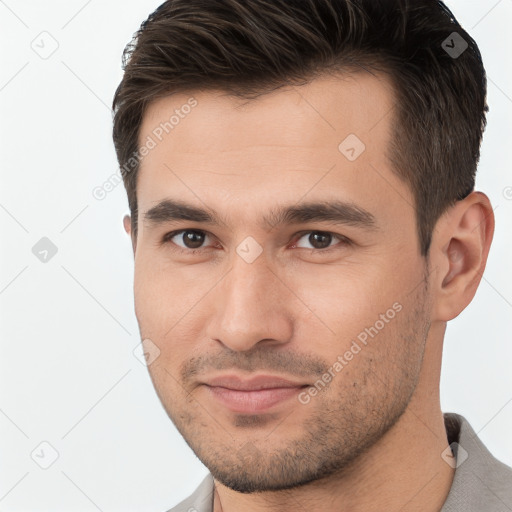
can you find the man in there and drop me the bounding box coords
[112,0,512,510]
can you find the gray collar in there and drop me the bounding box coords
[440,412,512,511]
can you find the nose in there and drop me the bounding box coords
[206,250,294,352]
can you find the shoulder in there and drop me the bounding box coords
[441,412,512,512]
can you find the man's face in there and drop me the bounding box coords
[131,73,432,492]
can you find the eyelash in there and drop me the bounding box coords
[161,229,351,255]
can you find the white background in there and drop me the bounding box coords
[0,1,511,510]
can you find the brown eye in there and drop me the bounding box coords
[309,232,333,249]
[181,230,205,249]
[294,231,343,250]
[164,229,210,250]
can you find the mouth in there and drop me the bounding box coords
[201,374,310,414]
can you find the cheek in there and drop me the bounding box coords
[319,299,425,406]
[293,266,407,347]
[133,252,200,332]
[133,260,213,376]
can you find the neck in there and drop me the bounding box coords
[213,324,454,512]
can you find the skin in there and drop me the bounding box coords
[123,72,494,512]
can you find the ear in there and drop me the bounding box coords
[123,214,137,255]
[429,192,494,322]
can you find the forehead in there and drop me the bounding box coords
[136,72,411,229]
[139,71,395,158]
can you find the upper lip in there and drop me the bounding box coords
[202,374,309,391]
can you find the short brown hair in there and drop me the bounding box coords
[112,0,487,255]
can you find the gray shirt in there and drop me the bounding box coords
[166,413,512,511]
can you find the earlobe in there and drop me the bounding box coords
[432,192,494,322]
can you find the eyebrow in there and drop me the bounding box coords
[143,198,377,231]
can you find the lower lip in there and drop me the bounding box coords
[205,385,304,413]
